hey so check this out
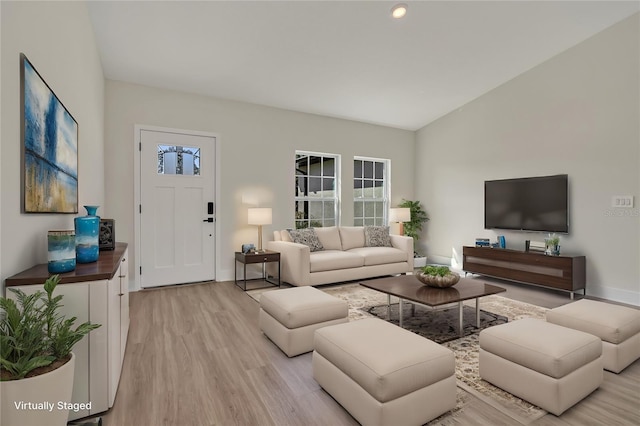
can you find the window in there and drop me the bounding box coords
[353,157,389,226]
[295,152,340,228]
[157,145,200,175]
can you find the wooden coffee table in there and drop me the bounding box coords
[360,275,506,336]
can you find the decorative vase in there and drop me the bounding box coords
[75,205,100,263]
[416,272,461,288]
[47,230,76,273]
[413,256,427,268]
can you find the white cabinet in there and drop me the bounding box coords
[5,244,129,420]
[108,252,129,407]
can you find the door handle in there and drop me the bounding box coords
[203,218,214,223]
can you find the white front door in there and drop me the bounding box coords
[140,129,215,287]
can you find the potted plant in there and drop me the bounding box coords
[1,275,100,426]
[398,199,429,267]
[544,234,560,256]
[416,265,460,288]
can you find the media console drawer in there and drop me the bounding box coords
[462,246,585,296]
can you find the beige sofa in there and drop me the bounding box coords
[266,226,414,287]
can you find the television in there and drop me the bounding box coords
[484,174,568,233]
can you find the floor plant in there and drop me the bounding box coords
[1,275,100,426]
[398,199,429,256]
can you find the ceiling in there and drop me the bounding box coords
[87,1,639,131]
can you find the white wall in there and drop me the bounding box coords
[0,1,105,290]
[104,81,415,285]
[416,14,640,305]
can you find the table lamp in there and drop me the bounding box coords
[248,207,272,252]
[389,208,411,235]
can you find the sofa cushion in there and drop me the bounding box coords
[314,227,343,251]
[288,228,323,252]
[364,226,392,247]
[347,247,408,266]
[310,250,364,273]
[339,227,365,251]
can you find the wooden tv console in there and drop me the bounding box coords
[462,246,586,298]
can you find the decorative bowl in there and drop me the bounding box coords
[417,272,460,288]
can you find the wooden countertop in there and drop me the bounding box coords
[5,242,128,287]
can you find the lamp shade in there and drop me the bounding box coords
[248,208,272,225]
[389,208,411,223]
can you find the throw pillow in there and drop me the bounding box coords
[364,226,392,247]
[287,228,324,252]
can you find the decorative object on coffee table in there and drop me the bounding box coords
[417,265,460,288]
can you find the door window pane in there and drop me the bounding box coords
[158,145,200,175]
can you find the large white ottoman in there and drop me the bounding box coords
[546,299,640,373]
[313,318,456,426]
[259,286,348,357]
[479,318,602,416]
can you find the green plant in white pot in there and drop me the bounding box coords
[1,275,100,426]
[544,233,561,256]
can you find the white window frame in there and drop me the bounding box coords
[294,151,341,228]
[353,156,390,226]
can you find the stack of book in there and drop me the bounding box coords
[475,238,490,247]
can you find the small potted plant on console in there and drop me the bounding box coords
[544,234,560,256]
[417,265,460,288]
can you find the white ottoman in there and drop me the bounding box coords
[479,318,602,416]
[313,318,457,426]
[546,299,640,373]
[259,286,348,357]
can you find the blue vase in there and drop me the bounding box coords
[75,205,100,263]
[48,230,76,273]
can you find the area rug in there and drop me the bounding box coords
[247,283,550,422]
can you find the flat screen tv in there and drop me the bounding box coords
[484,174,568,233]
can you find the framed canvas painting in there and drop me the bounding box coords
[21,53,78,213]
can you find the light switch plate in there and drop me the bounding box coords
[611,196,634,208]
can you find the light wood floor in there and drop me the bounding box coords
[101,278,640,426]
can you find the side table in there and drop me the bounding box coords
[234,250,281,291]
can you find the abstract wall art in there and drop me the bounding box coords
[22,54,78,213]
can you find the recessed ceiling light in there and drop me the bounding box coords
[391,3,408,19]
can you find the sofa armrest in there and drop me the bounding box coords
[266,241,311,286]
[390,235,414,270]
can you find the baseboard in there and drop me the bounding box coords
[587,285,640,307]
